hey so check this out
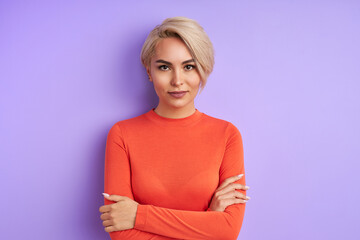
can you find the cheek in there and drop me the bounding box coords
[152,76,169,93]
[188,72,201,87]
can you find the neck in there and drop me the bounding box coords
[154,103,196,119]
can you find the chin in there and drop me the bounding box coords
[163,99,184,107]
[168,103,185,109]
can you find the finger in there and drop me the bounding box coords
[219,190,250,200]
[222,198,248,208]
[217,174,244,191]
[104,225,116,233]
[233,198,248,204]
[216,183,249,196]
[99,205,111,213]
[102,220,113,227]
[100,212,111,221]
[104,194,127,202]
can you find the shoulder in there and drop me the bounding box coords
[199,112,243,147]
[107,111,148,135]
[201,112,241,135]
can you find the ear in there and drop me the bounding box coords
[146,67,152,82]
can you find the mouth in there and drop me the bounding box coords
[168,91,188,98]
[168,91,188,93]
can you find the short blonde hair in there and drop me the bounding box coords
[140,17,215,92]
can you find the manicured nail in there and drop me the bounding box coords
[244,200,248,203]
[102,193,110,197]
[246,196,251,200]
[237,174,244,178]
[245,186,250,190]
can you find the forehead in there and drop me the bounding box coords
[153,37,193,62]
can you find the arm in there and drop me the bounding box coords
[104,123,178,240]
[133,122,247,240]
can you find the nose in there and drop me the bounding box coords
[171,68,183,86]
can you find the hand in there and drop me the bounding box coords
[209,174,250,212]
[99,194,139,232]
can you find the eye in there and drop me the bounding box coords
[158,65,170,71]
[184,65,196,71]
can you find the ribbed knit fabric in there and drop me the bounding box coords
[104,108,246,240]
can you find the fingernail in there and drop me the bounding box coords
[237,174,244,178]
[245,186,250,190]
[102,193,110,197]
[244,200,248,203]
[246,196,251,200]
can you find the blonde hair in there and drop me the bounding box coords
[140,17,214,93]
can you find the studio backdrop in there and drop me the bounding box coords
[1,0,359,239]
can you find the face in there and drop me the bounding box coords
[147,37,201,112]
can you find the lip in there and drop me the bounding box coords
[168,91,188,93]
[168,91,188,98]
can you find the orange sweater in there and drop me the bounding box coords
[104,108,246,240]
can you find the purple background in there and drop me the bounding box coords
[1,0,359,239]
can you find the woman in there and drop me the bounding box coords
[99,17,250,240]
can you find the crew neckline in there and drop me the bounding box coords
[144,107,203,126]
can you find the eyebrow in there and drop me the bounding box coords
[155,59,195,65]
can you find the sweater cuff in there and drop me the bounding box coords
[134,204,148,230]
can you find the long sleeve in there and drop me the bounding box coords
[103,108,247,240]
[104,124,178,240]
[133,122,246,240]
